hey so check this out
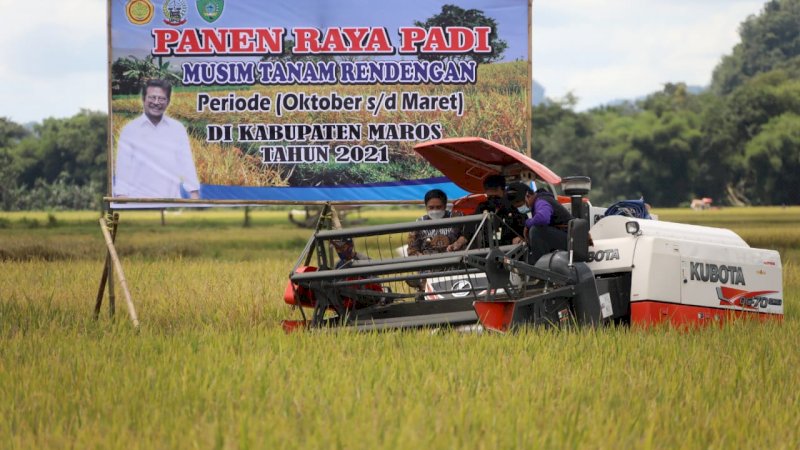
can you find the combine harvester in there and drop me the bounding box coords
[283,138,783,332]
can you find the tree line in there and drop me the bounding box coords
[0,111,106,210]
[1,0,798,210]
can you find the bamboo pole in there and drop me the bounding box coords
[108,249,115,318]
[98,217,139,328]
[93,213,119,319]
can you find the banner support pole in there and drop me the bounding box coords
[94,211,120,319]
[96,211,140,328]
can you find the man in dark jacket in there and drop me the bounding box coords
[522,184,573,262]
[475,175,527,245]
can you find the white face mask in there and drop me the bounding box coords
[517,205,530,214]
[427,209,446,220]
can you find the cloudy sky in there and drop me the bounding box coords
[534,0,770,110]
[0,0,770,123]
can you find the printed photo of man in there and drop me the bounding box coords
[113,79,200,199]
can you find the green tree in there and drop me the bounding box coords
[0,118,31,209]
[112,55,181,95]
[711,0,800,94]
[413,4,508,64]
[0,117,30,148]
[591,110,701,207]
[700,70,800,204]
[532,96,607,199]
[12,110,107,190]
[744,113,800,205]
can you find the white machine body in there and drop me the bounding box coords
[586,216,783,318]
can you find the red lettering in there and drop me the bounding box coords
[229,29,254,53]
[201,28,227,53]
[474,26,491,52]
[398,27,426,53]
[177,30,203,53]
[421,28,448,52]
[293,28,321,53]
[363,28,393,53]
[447,27,474,52]
[152,29,180,55]
[152,28,285,55]
[321,28,347,52]
[254,28,284,53]
[398,26,493,54]
[293,27,392,54]
[341,27,370,52]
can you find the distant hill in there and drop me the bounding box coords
[686,85,706,95]
[532,80,545,105]
[604,84,707,108]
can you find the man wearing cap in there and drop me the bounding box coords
[505,181,533,217]
[522,184,573,262]
[474,174,527,245]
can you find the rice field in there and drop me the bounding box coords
[1,207,798,449]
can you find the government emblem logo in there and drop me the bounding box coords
[163,0,188,26]
[125,0,154,25]
[197,0,224,23]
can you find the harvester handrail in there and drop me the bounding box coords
[291,255,469,282]
[314,214,486,240]
[330,268,484,287]
[346,244,520,268]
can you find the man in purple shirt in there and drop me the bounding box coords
[521,184,573,262]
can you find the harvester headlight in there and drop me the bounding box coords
[625,221,641,236]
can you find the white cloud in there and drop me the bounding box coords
[533,0,769,109]
[0,0,107,122]
[0,71,107,123]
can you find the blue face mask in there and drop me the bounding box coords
[517,205,530,215]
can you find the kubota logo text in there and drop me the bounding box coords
[588,249,620,262]
[690,262,746,285]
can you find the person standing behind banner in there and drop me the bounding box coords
[114,79,200,199]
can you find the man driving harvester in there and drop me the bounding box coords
[520,183,574,262]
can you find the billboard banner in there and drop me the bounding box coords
[110,0,531,205]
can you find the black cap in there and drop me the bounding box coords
[506,181,533,203]
[483,174,506,190]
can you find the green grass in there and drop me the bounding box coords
[1,207,799,449]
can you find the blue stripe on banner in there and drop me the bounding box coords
[199,177,469,202]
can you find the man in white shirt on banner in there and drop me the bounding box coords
[114,79,200,199]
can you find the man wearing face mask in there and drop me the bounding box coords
[506,181,533,217]
[474,175,527,245]
[407,189,467,256]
